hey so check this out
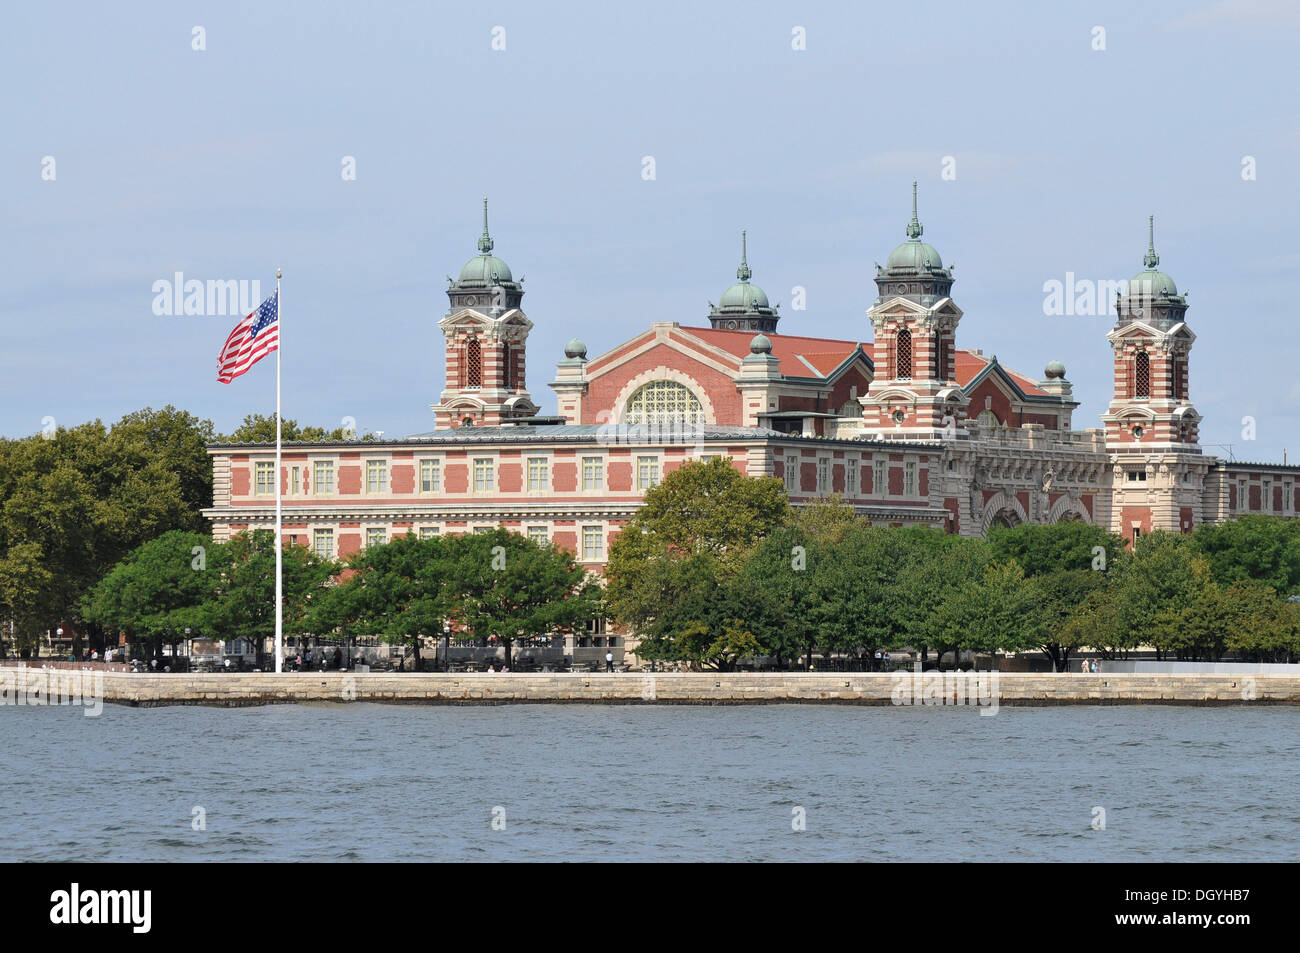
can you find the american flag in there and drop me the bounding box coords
[217,290,279,384]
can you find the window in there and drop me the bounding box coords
[502,342,512,389]
[624,380,703,428]
[1238,478,1247,510]
[846,458,858,496]
[1126,470,1147,483]
[1132,527,1142,540]
[290,466,300,495]
[255,461,275,496]
[1263,478,1273,510]
[637,456,660,490]
[419,526,440,539]
[1134,351,1150,399]
[473,458,495,493]
[784,454,799,492]
[366,460,388,494]
[1286,481,1294,515]
[465,337,482,388]
[527,525,550,545]
[816,458,830,494]
[313,460,335,494]
[582,525,604,561]
[312,529,333,559]
[904,461,917,497]
[473,525,494,534]
[896,328,913,379]
[527,457,550,492]
[1172,355,1185,400]
[366,528,386,548]
[420,459,441,493]
[874,459,887,497]
[582,457,604,491]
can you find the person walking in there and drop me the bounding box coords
[605,650,614,673]
[1080,659,1089,673]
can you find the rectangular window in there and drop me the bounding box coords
[255,461,275,496]
[366,527,387,548]
[420,459,441,493]
[1264,478,1273,510]
[637,456,659,491]
[290,466,300,495]
[582,525,604,561]
[312,528,333,559]
[874,459,887,497]
[473,458,495,493]
[816,458,830,495]
[366,460,388,494]
[473,525,494,534]
[582,457,604,491]
[527,525,550,545]
[1126,470,1147,483]
[527,457,550,492]
[1285,482,1293,514]
[784,454,799,493]
[846,458,858,496]
[419,526,440,539]
[1238,479,1247,510]
[313,460,335,495]
[904,461,917,497]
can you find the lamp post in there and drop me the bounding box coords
[184,627,192,666]
[443,622,451,672]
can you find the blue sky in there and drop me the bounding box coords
[3,0,1298,461]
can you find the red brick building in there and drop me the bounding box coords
[204,195,1300,656]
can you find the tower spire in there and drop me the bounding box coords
[906,180,923,240]
[736,229,752,282]
[1143,214,1159,269]
[478,196,494,255]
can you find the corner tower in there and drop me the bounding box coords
[861,182,967,438]
[432,198,538,429]
[1101,216,1199,450]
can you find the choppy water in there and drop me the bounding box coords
[2,704,1297,862]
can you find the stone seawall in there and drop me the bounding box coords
[6,670,1297,708]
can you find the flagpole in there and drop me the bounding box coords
[274,269,283,674]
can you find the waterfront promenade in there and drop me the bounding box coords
[5,668,1300,707]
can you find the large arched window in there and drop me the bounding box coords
[1134,351,1150,399]
[896,328,913,380]
[624,380,704,427]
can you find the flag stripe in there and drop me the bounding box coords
[217,290,278,384]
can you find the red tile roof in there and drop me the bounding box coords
[681,327,1049,395]
[681,327,865,380]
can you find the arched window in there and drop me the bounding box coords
[1171,355,1184,400]
[465,338,482,388]
[624,380,704,427]
[1134,351,1150,399]
[977,409,1001,428]
[896,329,913,380]
[501,343,512,389]
[936,337,948,381]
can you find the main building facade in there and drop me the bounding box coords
[204,192,1300,657]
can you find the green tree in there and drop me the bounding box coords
[221,413,376,443]
[445,529,601,669]
[80,530,214,661]
[201,531,334,667]
[1192,515,1300,595]
[987,521,1124,576]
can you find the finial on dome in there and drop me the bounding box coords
[477,196,494,255]
[749,333,772,354]
[564,338,587,359]
[736,230,752,282]
[1044,360,1066,379]
[1143,214,1159,270]
[906,181,923,240]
